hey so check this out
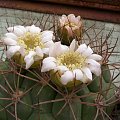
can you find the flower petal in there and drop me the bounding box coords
[76,43,87,53]
[25,51,36,59]
[82,75,91,83]
[42,57,56,63]
[89,65,101,76]
[61,15,68,24]
[15,25,26,33]
[7,27,14,32]
[86,59,100,67]
[61,45,69,53]
[19,46,26,56]
[75,16,81,24]
[35,46,43,58]
[82,67,92,80]
[83,46,93,57]
[3,38,17,45]
[6,46,20,58]
[73,69,83,81]
[55,65,69,74]
[60,19,65,27]
[49,42,61,57]
[29,25,41,33]
[68,14,76,23]
[69,39,78,51]
[49,42,69,57]
[24,51,36,69]
[7,26,24,36]
[5,33,17,40]
[25,57,34,69]
[44,40,54,48]
[26,26,31,32]
[65,26,73,36]
[42,48,49,55]
[41,61,56,72]
[41,31,53,43]
[89,54,102,61]
[61,71,74,85]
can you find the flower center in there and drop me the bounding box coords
[57,51,86,70]
[18,32,44,53]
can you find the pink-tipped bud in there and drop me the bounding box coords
[58,14,83,45]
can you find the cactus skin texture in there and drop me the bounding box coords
[0,60,117,120]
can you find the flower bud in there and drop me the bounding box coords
[58,14,83,45]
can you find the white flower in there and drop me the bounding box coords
[41,39,102,85]
[59,14,82,37]
[3,25,54,69]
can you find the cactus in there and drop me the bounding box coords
[0,13,119,120]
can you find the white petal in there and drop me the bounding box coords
[89,65,101,76]
[49,42,69,57]
[89,54,102,61]
[8,26,24,36]
[42,57,56,63]
[61,71,74,85]
[68,14,76,22]
[69,39,78,51]
[44,40,54,48]
[5,33,17,40]
[3,38,17,45]
[25,57,34,69]
[7,27,14,32]
[61,15,68,23]
[15,25,26,33]
[35,46,43,58]
[42,48,49,55]
[41,61,56,72]
[24,51,36,62]
[61,45,69,53]
[55,65,69,74]
[83,46,93,57]
[76,44,87,53]
[49,42,60,57]
[82,75,91,83]
[59,19,65,27]
[29,25,41,33]
[76,16,81,21]
[86,59,100,67]
[24,51,36,69]
[41,31,53,43]
[19,47,26,56]
[73,69,83,81]
[75,16,81,24]
[82,67,92,80]
[41,31,53,38]
[26,26,31,32]
[6,46,20,58]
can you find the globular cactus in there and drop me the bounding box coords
[0,13,119,120]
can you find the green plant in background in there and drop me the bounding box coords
[0,13,120,120]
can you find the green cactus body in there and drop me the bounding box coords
[0,92,7,120]
[0,61,117,120]
[52,93,82,120]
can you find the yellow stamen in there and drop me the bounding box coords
[18,32,44,54]
[57,51,86,70]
